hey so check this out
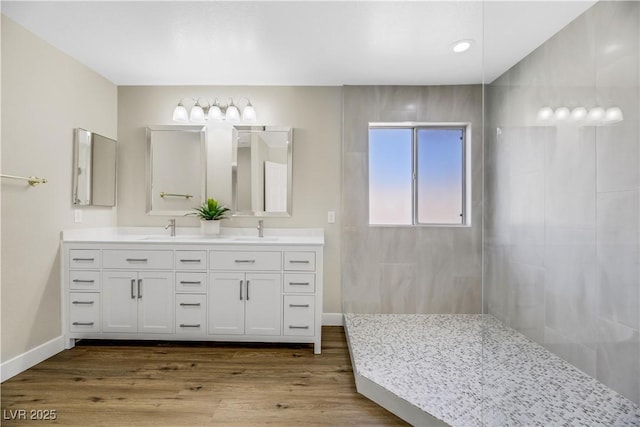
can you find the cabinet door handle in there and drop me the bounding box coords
[289,282,309,286]
[179,303,201,307]
[137,279,142,299]
[234,259,255,264]
[239,280,243,300]
[131,279,136,299]
[179,324,201,328]
[246,280,250,301]
[72,301,95,305]
[72,257,95,262]
[72,279,95,283]
[180,281,201,285]
[288,325,309,330]
[126,258,148,263]
[179,259,201,263]
[289,260,310,264]
[72,322,95,326]
[289,304,310,308]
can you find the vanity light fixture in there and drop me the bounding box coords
[172,98,257,123]
[536,106,624,126]
[451,39,474,53]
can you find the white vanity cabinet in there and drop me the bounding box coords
[61,230,324,354]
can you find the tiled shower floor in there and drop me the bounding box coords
[344,313,640,426]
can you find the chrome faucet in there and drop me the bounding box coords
[165,218,176,237]
[257,220,264,238]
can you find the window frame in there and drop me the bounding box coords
[368,122,470,227]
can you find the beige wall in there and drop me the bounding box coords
[117,86,343,312]
[1,16,117,362]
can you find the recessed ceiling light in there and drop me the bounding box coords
[451,39,473,53]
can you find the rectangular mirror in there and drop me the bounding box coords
[232,125,293,217]
[73,128,117,207]
[146,125,206,216]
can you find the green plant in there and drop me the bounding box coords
[189,198,230,221]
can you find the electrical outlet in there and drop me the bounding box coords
[74,209,82,223]
[327,211,335,224]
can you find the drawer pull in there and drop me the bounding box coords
[289,260,310,264]
[72,279,95,283]
[126,258,148,262]
[179,324,201,328]
[72,258,95,262]
[289,304,310,308]
[180,281,202,285]
[72,322,95,326]
[179,303,201,307]
[179,259,201,263]
[289,282,309,286]
[234,259,256,264]
[289,325,309,330]
[72,301,94,305]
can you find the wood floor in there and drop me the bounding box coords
[1,327,407,426]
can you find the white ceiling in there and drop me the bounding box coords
[1,1,596,86]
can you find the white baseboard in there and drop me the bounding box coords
[322,313,344,326]
[1,336,65,382]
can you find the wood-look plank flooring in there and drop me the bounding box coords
[1,327,407,426]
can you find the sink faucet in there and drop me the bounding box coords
[165,218,176,237]
[257,220,264,238]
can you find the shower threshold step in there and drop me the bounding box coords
[344,313,640,426]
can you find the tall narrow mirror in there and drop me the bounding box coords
[146,125,206,215]
[72,128,117,207]
[232,125,293,217]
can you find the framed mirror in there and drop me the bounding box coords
[232,125,293,217]
[73,128,117,207]
[146,125,206,216]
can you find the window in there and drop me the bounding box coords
[368,125,467,226]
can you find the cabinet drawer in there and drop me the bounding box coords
[284,252,316,271]
[283,295,315,336]
[176,294,207,335]
[210,251,281,271]
[69,292,100,332]
[284,273,315,293]
[176,272,207,293]
[103,250,173,270]
[70,270,100,291]
[175,250,207,270]
[69,249,100,269]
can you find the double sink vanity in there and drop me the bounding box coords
[61,227,324,354]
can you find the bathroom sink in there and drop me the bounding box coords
[231,236,279,242]
[141,235,211,240]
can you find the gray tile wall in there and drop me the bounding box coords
[342,85,483,315]
[484,1,640,403]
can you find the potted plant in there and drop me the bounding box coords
[189,198,230,235]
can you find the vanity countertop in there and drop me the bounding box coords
[61,227,325,245]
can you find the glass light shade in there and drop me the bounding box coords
[172,104,189,122]
[536,107,554,124]
[189,104,205,123]
[588,107,605,123]
[603,107,624,124]
[554,107,570,121]
[226,104,240,122]
[208,105,223,121]
[570,107,588,122]
[242,104,257,122]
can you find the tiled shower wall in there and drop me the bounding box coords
[484,1,640,403]
[342,85,483,314]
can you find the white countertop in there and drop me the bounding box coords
[61,227,325,245]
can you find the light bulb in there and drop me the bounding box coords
[172,103,188,122]
[451,39,473,53]
[603,107,623,124]
[242,102,257,122]
[554,107,571,121]
[189,102,205,123]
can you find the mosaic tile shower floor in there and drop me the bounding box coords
[344,313,640,426]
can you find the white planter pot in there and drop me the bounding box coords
[200,220,221,236]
